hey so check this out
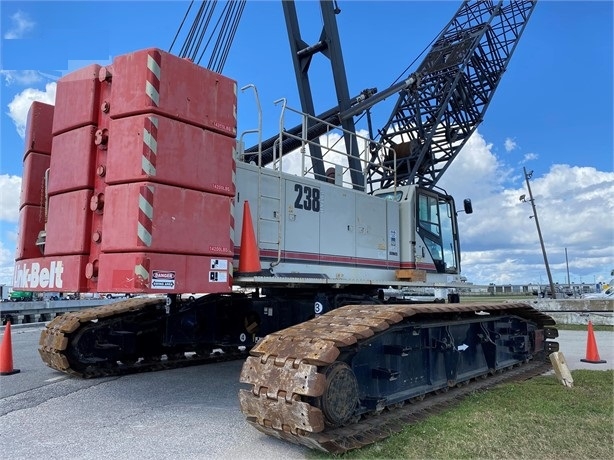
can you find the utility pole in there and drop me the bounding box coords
[565,247,570,286]
[520,167,557,299]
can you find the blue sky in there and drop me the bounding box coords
[1,0,613,288]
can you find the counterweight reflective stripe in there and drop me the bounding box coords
[145,51,161,106]
[138,185,154,247]
[142,116,158,176]
[230,151,236,249]
[134,262,149,284]
[233,82,238,131]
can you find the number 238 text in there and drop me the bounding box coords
[294,184,320,212]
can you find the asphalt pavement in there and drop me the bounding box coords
[0,325,309,460]
[0,324,612,460]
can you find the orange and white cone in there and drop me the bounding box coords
[580,321,606,364]
[238,201,261,275]
[0,322,21,376]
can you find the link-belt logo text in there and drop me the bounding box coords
[14,261,64,289]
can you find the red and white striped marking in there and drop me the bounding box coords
[134,257,150,287]
[145,51,161,107]
[137,185,154,247]
[232,82,238,135]
[229,148,237,276]
[142,116,158,176]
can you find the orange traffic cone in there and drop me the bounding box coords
[580,321,606,364]
[238,201,261,274]
[0,322,21,375]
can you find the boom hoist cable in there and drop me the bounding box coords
[206,0,245,73]
[169,0,246,73]
[170,1,536,196]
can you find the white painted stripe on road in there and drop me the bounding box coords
[45,376,68,382]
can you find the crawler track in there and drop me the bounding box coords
[239,302,558,453]
[38,297,248,378]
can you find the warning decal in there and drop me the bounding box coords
[209,271,228,283]
[209,259,228,283]
[210,259,228,270]
[152,270,176,289]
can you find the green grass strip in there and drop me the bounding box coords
[310,370,614,459]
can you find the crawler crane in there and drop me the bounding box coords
[14,0,557,452]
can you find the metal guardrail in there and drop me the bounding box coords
[530,298,614,325]
[2,296,611,327]
[523,298,613,312]
[0,299,119,325]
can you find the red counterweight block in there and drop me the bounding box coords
[21,48,238,295]
[99,182,234,257]
[105,114,235,196]
[15,206,46,261]
[13,256,90,293]
[51,64,102,135]
[47,125,98,195]
[23,101,54,156]
[44,189,93,256]
[20,152,50,208]
[42,63,103,261]
[95,252,232,294]
[107,48,237,137]
[16,102,54,261]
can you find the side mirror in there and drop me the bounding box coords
[463,198,473,214]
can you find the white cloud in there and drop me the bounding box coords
[523,152,538,162]
[440,137,614,285]
[4,11,35,39]
[7,82,56,138]
[268,129,371,185]
[0,70,44,86]
[438,130,509,200]
[504,137,517,152]
[0,175,21,223]
[0,239,17,287]
[0,175,20,286]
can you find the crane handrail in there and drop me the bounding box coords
[272,103,398,194]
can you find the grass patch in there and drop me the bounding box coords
[555,323,614,332]
[309,370,614,460]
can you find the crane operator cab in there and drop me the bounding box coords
[373,185,472,277]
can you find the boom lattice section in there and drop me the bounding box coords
[367,0,537,190]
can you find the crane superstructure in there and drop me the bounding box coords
[14,0,557,453]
